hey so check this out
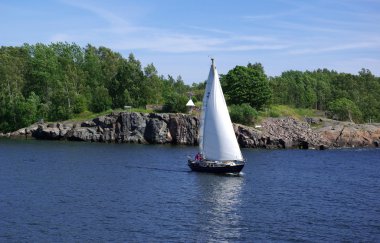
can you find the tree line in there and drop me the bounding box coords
[220,64,380,124]
[1,42,379,132]
[0,43,193,132]
[269,68,380,123]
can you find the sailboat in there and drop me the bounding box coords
[188,59,245,174]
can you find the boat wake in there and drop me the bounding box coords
[222,172,244,177]
[124,165,189,173]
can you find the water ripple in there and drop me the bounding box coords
[0,140,379,241]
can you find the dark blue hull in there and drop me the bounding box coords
[188,160,244,174]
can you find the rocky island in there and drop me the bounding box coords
[2,112,380,149]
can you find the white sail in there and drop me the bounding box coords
[199,59,243,161]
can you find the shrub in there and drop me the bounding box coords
[327,98,362,122]
[163,93,188,113]
[229,103,258,125]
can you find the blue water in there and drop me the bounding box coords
[0,139,379,242]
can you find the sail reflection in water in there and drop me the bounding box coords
[192,174,245,242]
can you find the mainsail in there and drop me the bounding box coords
[199,59,243,161]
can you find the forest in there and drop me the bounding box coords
[1,42,379,133]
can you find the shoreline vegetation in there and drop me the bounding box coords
[1,42,380,142]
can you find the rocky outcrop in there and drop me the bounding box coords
[233,117,329,149]
[234,124,263,148]
[313,119,380,148]
[23,112,199,146]
[262,117,329,149]
[3,112,380,149]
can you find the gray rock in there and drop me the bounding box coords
[261,117,329,149]
[33,125,62,140]
[168,114,198,145]
[315,122,380,148]
[144,118,170,144]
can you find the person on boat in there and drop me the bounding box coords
[195,153,202,161]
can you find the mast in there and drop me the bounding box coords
[198,60,213,155]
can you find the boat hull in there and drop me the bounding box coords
[188,160,244,174]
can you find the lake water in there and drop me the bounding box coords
[0,139,379,242]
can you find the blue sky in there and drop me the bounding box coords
[1,0,379,83]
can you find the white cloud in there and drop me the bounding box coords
[54,0,291,53]
[60,0,127,27]
[288,41,380,55]
[53,0,379,81]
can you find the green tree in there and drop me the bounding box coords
[307,69,335,110]
[23,92,41,125]
[191,81,205,102]
[24,43,59,103]
[328,98,362,122]
[163,92,188,113]
[83,44,103,87]
[56,43,85,104]
[0,46,29,131]
[90,86,112,113]
[111,54,144,108]
[72,94,87,114]
[272,70,317,108]
[222,63,272,110]
[356,69,380,122]
[144,63,163,104]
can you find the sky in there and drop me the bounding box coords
[1,0,380,83]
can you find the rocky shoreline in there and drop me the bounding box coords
[1,112,380,149]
